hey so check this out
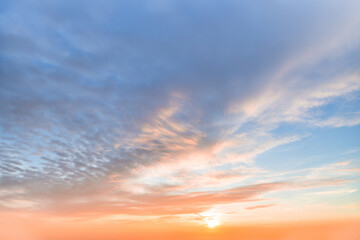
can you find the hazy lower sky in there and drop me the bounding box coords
[0,0,360,239]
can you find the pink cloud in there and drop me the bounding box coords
[246,203,276,210]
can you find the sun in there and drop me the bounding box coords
[204,216,220,228]
[200,210,221,228]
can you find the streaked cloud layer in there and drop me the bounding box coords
[0,0,360,235]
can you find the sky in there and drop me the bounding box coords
[0,0,360,239]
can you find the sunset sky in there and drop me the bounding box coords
[1,0,360,239]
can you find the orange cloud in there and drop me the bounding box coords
[40,182,284,218]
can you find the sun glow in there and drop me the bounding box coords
[204,216,220,228]
[200,210,221,228]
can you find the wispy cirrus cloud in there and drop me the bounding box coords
[0,0,359,224]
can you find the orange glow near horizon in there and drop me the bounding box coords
[1,212,359,240]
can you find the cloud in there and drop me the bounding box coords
[245,203,276,210]
[312,115,360,128]
[34,182,285,218]
[0,0,359,222]
[312,189,357,195]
